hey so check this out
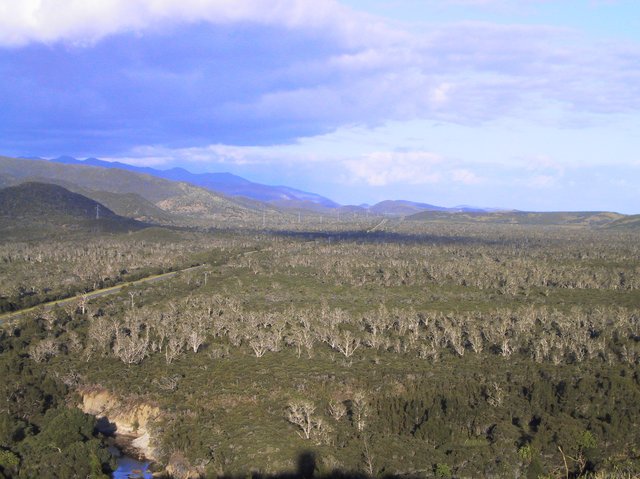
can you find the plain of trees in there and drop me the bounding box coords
[1,221,639,478]
[0,229,260,313]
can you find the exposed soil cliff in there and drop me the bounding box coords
[77,386,161,461]
[77,386,208,478]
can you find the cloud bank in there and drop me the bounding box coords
[0,0,395,47]
[2,0,639,156]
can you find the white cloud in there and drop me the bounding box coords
[226,18,640,128]
[105,142,455,187]
[104,143,290,167]
[105,142,492,192]
[0,0,397,47]
[3,0,640,158]
[528,174,557,188]
[345,151,445,186]
[430,82,453,106]
[451,168,482,184]
[519,154,565,174]
[3,0,639,126]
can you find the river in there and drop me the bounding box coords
[110,447,153,479]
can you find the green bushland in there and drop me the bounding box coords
[1,221,639,478]
[0,330,115,479]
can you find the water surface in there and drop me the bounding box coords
[111,448,153,479]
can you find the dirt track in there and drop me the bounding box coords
[0,264,205,325]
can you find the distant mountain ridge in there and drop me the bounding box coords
[369,200,449,215]
[50,156,340,208]
[46,156,499,215]
[367,200,505,216]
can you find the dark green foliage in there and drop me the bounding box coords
[32,407,95,448]
[16,408,113,479]
[0,416,28,449]
[17,437,112,479]
[0,353,67,422]
[0,329,115,479]
[0,449,20,476]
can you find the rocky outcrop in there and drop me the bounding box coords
[77,386,161,461]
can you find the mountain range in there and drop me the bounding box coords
[45,156,501,216]
[50,156,340,208]
[1,155,635,230]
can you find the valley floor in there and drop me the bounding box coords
[1,220,639,478]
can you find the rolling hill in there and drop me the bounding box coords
[5,157,632,228]
[606,214,640,230]
[85,190,178,225]
[369,200,450,216]
[0,182,149,238]
[41,157,511,216]
[0,156,275,226]
[366,200,500,216]
[0,182,116,220]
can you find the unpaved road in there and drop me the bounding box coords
[0,264,206,325]
[0,248,264,325]
[367,218,388,233]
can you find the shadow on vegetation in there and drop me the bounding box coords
[217,451,423,479]
[95,416,118,435]
[208,226,510,248]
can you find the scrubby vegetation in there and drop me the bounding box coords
[0,229,251,313]
[1,220,639,478]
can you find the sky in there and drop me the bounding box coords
[0,0,639,213]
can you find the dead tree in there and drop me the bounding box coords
[351,391,368,432]
[328,330,361,358]
[113,313,149,365]
[286,400,321,440]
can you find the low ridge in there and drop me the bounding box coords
[0,182,116,220]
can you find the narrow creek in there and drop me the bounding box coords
[110,447,153,479]
[81,389,160,478]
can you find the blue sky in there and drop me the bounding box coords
[1,0,639,212]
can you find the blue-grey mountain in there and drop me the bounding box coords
[50,156,339,208]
